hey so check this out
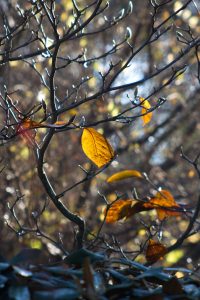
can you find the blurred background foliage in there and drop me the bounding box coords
[0,0,199,270]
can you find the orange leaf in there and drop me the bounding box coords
[143,190,181,220]
[17,119,39,145]
[18,119,71,132]
[140,97,152,125]
[105,199,146,223]
[146,239,167,263]
[18,119,41,132]
[81,128,114,168]
[54,121,67,125]
[107,170,143,183]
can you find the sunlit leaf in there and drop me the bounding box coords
[81,128,114,168]
[140,97,153,125]
[143,190,181,220]
[107,170,143,183]
[146,239,167,263]
[105,199,145,223]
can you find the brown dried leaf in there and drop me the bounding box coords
[146,239,167,263]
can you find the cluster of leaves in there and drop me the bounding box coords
[1,248,200,300]
[4,100,198,265]
[80,126,185,263]
[0,0,200,289]
[104,189,181,224]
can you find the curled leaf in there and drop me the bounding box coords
[140,97,152,125]
[105,199,145,223]
[81,128,114,168]
[146,239,167,263]
[107,170,143,183]
[143,190,181,221]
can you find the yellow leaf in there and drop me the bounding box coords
[143,190,181,221]
[107,170,143,183]
[81,128,114,168]
[140,97,153,125]
[146,239,167,263]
